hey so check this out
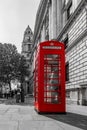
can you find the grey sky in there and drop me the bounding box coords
[0,0,40,53]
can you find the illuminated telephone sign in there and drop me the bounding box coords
[34,40,66,113]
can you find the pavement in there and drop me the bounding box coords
[67,104,87,116]
[0,97,87,130]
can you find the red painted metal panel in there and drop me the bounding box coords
[34,40,66,113]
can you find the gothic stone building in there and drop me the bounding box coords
[32,0,87,105]
[22,25,33,94]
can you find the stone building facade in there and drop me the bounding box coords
[21,25,33,94]
[57,0,87,105]
[32,0,87,105]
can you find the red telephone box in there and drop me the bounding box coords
[34,40,66,113]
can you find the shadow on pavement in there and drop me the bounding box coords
[44,112,87,130]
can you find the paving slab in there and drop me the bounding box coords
[66,104,87,116]
[0,101,87,130]
[0,115,11,121]
[0,121,18,130]
[11,114,33,121]
[19,120,82,130]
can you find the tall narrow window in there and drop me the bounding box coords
[49,0,52,4]
[67,0,72,19]
[62,34,68,49]
[66,62,69,81]
[45,11,49,41]
[28,44,31,51]
[65,37,68,49]
[67,5,71,19]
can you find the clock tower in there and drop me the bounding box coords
[22,25,33,62]
[21,25,33,94]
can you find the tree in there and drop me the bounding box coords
[17,56,29,83]
[0,43,29,91]
[0,43,18,90]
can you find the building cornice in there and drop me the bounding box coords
[57,0,87,40]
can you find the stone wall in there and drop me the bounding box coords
[60,4,87,105]
[68,8,87,46]
[66,7,87,88]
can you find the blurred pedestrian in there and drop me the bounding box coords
[16,86,21,103]
[6,88,9,99]
[21,84,25,102]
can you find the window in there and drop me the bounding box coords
[28,44,31,51]
[62,34,68,49]
[45,12,49,41]
[49,0,51,4]
[66,91,70,98]
[44,54,62,104]
[65,0,70,5]
[45,30,49,40]
[28,37,30,42]
[66,62,69,81]
[64,35,68,49]
[27,53,30,57]
[67,5,71,19]
[62,0,72,26]
[67,0,72,19]
[28,30,30,34]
